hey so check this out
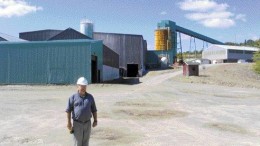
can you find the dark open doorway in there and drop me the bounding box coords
[127,64,138,77]
[91,55,98,83]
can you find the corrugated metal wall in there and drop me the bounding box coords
[146,51,160,64]
[102,65,119,81]
[143,40,147,66]
[102,45,119,81]
[93,32,146,76]
[227,49,255,61]
[0,39,103,84]
[103,45,119,68]
[202,46,227,60]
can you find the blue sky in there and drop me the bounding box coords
[1,0,260,51]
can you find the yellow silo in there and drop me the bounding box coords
[155,29,171,50]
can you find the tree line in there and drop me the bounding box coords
[226,39,260,74]
[225,39,260,48]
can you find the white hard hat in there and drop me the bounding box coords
[77,77,88,85]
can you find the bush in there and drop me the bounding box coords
[253,51,260,74]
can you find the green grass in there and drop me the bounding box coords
[253,61,260,74]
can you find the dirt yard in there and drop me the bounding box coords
[0,63,260,146]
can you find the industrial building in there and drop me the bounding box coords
[19,24,146,78]
[0,27,120,84]
[80,20,147,77]
[146,20,223,68]
[0,19,228,85]
[202,45,260,63]
[93,32,147,77]
[0,39,103,84]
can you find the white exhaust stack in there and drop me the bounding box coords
[80,19,94,38]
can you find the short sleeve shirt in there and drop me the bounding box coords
[66,92,97,122]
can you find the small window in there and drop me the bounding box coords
[228,49,243,54]
[245,51,254,54]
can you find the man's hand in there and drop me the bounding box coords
[92,121,97,127]
[67,122,72,131]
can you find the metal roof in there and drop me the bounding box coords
[19,29,63,34]
[0,32,26,42]
[0,36,7,41]
[19,29,62,41]
[48,28,91,40]
[0,39,101,45]
[19,28,91,41]
[94,32,144,38]
[208,45,260,51]
[184,61,200,65]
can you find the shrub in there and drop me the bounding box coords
[253,51,260,74]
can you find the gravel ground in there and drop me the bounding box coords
[0,63,260,146]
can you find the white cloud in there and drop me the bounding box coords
[0,0,42,18]
[186,11,234,21]
[160,11,167,15]
[201,18,235,28]
[178,0,228,12]
[178,0,246,28]
[235,14,246,22]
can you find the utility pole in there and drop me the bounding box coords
[178,32,183,61]
[194,38,197,59]
[235,33,237,45]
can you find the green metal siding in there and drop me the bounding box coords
[146,50,174,64]
[0,39,102,84]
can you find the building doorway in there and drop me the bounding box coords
[91,55,98,83]
[127,64,138,77]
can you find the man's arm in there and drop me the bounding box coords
[92,112,97,127]
[67,112,72,131]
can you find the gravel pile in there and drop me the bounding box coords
[172,63,260,89]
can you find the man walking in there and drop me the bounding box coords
[66,77,98,146]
